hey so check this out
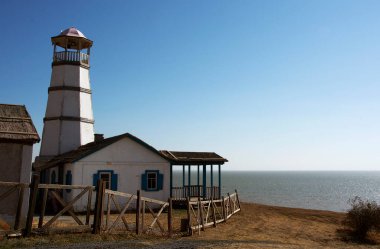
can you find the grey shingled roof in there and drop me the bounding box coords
[0,104,40,144]
[35,133,228,171]
[35,133,166,171]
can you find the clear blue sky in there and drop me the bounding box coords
[0,0,379,170]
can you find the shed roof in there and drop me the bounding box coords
[0,104,40,144]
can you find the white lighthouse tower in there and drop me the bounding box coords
[39,27,95,158]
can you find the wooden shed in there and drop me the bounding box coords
[0,104,40,226]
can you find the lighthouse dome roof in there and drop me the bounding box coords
[60,27,86,38]
[51,27,93,49]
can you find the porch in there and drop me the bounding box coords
[160,150,228,203]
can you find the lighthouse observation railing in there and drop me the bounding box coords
[53,51,89,66]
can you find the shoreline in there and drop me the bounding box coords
[241,201,347,214]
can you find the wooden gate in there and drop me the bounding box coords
[0,181,28,235]
[37,184,94,233]
[100,188,172,236]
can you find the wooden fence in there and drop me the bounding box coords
[0,176,240,238]
[0,181,28,235]
[186,190,241,235]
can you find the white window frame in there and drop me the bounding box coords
[100,172,112,189]
[147,172,158,190]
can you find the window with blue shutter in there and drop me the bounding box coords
[141,170,163,191]
[93,170,118,191]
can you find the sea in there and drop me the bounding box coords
[174,171,380,212]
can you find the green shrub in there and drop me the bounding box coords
[344,196,380,240]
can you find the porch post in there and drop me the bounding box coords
[218,164,221,199]
[197,165,200,196]
[188,165,191,197]
[202,165,206,199]
[170,164,173,198]
[210,164,214,198]
[182,165,185,198]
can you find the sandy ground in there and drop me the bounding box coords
[3,202,380,249]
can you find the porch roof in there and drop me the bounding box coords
[159,150,228,165]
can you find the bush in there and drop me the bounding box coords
[344,196,380,240]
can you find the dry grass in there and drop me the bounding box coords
[2,202,380,248]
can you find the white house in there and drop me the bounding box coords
[35,132,227,210]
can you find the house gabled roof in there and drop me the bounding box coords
[159,151,228,165]
[35,133,229,171]
[0,104,40,144]
[34,132,166,171]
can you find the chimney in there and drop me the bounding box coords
[94,134,104,142]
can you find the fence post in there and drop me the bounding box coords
[168,197,173,237]
[14,185,25,230]
[136,190,141,235]
[92,179,105,234]
[228,192,232,214]
[199,197,205,231]
[211,198,216,227]
[24,173,40,237]
[38,188,48,228]
[235,189,241,210]
[186,197,192,235]
[222,196,226,222]
[85,187,92,225]
[141,200,145,233]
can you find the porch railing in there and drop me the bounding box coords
[172,186,220,200]
[53,51,89,66]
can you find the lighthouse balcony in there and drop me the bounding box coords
[53,51,89,67]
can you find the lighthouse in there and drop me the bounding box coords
[39,27,95,158]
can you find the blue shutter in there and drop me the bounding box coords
[158,173,163,190]
[141,173,147,191]
[93,173,98,187]
[111,173,118,191]
[51,171,56,184]
[65,170,72,185]
[65,170,72,193]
